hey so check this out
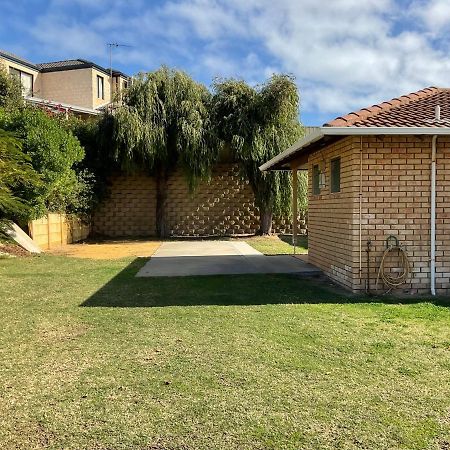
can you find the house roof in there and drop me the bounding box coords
[36,58,128,77]
[260,87,450,171]
[0,49,39,71]
[36,59,87,70]
[1,49,129,78]
[326,87,450,128]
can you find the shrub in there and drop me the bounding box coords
[0,129,41,223]
[0,107,94,218]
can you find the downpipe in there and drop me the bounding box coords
[366,239,372,295]
[431,135,437,296]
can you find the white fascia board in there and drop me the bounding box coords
[260,126,450,171]
[259,127,324,171]
[26,96,101,115]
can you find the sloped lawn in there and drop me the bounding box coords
[1,255,449,450]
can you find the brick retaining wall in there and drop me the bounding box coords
[93,163,305,237]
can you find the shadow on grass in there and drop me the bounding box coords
[81,258,449,308]
[279,234,309,249]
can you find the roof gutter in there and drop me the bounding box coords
[260,126,450,171]
[26,96,101,116]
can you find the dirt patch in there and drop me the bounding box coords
[0,243,31,257]
[49,239,161,260]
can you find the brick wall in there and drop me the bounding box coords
[93,163,305,237]
[307,137,359,290]
[307,135,450,295]
[40,68,94,109]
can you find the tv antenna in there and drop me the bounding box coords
[106,42,132,95]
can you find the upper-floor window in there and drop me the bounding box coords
[97,75,104,99]
[9,67,33,97]
[330,157,341,193]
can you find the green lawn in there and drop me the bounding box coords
[246,234,308,255]
[1,255,450,449]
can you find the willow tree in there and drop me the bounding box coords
[211,75,302,234]
[110,67,217,237]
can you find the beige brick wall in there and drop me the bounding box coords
[40,68,96,109]
[308,137,359,290]
[93,172,157,237]
[93,163,305,237]
[307,135,450,296]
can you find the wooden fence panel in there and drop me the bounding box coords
[28,214,90,250]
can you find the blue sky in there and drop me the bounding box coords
[2,0,450,125]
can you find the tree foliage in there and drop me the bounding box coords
[64,115,116,209]
[0,68,23,111]
[211,75,303,234]
[0,129,41,222]
[109,66,218,237]
[0,107,92,218]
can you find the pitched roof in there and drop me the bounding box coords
[0,49,39,70]
[325,87,450,128]
[36,59,87,70]
[36,58,129,78]
[261,87,450,171]
[37,58,113,76]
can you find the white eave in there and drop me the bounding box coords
[26,96,102,116]
[260,126,450,171]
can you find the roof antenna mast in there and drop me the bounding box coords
[106,42,131,101]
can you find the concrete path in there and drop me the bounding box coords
[136,240,320,277]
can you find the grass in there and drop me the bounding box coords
[246,234,308,255]
[1,255,450,449]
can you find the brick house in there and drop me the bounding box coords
[0,49,129,117]
[261,87,450,296]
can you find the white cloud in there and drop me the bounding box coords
[20,0,450,123]
[412,0,450,31]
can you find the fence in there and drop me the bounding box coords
[28,213,90,250]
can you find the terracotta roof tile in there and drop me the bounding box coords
[325,87,450,127]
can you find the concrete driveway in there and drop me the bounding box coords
[136,240,319,277]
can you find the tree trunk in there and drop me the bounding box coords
[259,209,273,235]
[156,166,169,238]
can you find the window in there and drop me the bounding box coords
[9,67,33,97]
[330,157,341,193]
[97,75,104,99]
[312,164,321,195]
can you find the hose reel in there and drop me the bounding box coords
[376,235,410,293]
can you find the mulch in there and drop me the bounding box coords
[0,243,31,257]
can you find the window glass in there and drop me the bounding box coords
[330,157,341,193]
[312,164,320,195]
[21,72,33,97]
[97,75,104,99]
[9,67,20,78]
[9,67,33,96]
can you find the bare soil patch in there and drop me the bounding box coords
[49,239,161,260]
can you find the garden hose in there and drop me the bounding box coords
[376,237,410,293]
